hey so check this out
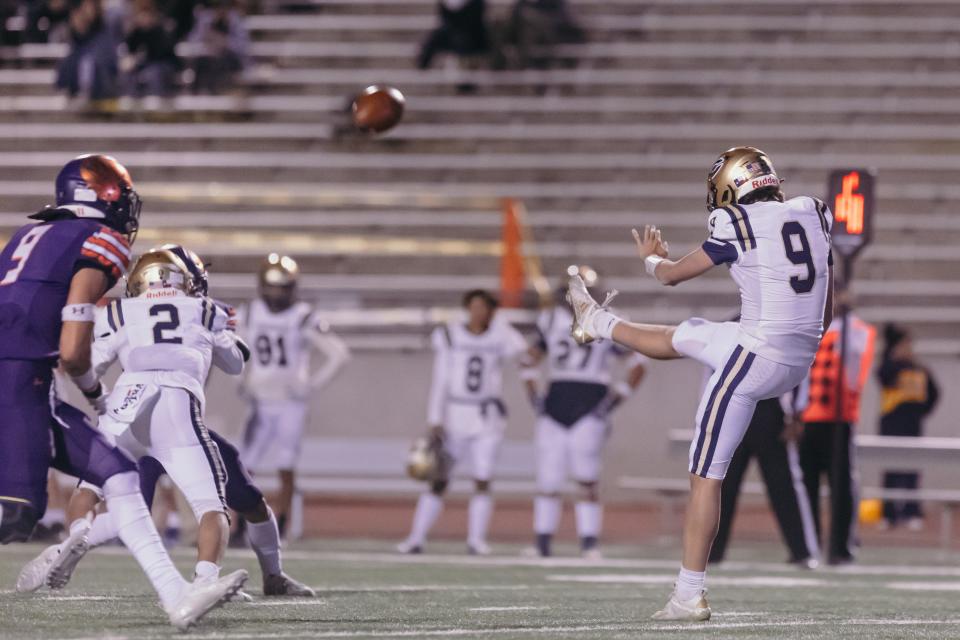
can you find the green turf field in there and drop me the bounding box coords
[1,540,959,639]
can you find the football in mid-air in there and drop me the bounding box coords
[351,85,406,133]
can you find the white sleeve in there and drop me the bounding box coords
[502,323,530,360]
[212,331,247,376]
[702,207,747,265]
[91,304,122,379]
[303,313,351,390]
[426,326,450,426]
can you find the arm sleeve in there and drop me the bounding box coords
[426,327,450,426]
[90,305,122,379]
[302,312,351,391]
[75,226,132,289]
[701,208,742,265]
[212,331,247,375]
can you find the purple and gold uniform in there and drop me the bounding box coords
[0,189,139,542]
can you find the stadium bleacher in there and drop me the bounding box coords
[1,0,959,356]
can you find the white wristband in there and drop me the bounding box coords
[62,303,96,322]
[614,381,634,398]
[644,255,664,277]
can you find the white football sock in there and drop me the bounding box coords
[194,560,220,581]
[408,492,443,545]
[574,501,602,538]
[467,493,493,545]
[534,496,562,535]
[247,507,283,577]
[102,472,187,609]
[675,566,706,601]
[85,512,119,548]
[594,311,621,341]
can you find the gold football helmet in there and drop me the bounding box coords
[706,146,784,212]
[126,245,206,298]
[259,253,299,288]
[406,436,452,482]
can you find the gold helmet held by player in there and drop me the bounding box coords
[406,436,452,482]
[259,253,299,288]
[126,245,206,298]
[706,146,784,212]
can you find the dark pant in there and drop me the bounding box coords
[0,359,136,541]
[799,421,858,563]
[710,399,818,564]
[878,421,922,523]
[138,428,263,514]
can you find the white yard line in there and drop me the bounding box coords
[886,581,960,592]
[468,606,548,612]
[242,549,960,579]
[312,585,532,592]
[547,574,830,588]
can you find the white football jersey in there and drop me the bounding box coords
[702,195,833,367]
[426,318,529,425]
[91,290,246,404]
[241,299,335,402]
[536,306,643,386]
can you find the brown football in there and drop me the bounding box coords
[351,85,406,133]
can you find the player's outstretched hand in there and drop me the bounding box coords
[632,225,669,260]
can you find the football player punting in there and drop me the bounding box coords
[567,147,834,621]
[527,266,646,559]
[4,157,245,629]
[398,290,537,555]
[239,253,350,537]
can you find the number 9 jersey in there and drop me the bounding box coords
[701,196,833,367]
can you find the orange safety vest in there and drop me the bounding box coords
[802,316,876,424]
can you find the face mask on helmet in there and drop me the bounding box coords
[158,243,208,297]
[37,155,143,242]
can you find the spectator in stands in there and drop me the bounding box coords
[877,324,940,531]
[504,0,584,69]
[55,0,120,104]
[188,0,248,94]
[157,0,194,42]
[0,0,16,46]
[122,0,181,98]
[417,0,489,70]
[24,0,72,43]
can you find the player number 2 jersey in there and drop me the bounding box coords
[701,196,833,367]
[92,290,245,405]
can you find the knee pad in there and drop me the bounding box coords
[0,501,40,544]
[225,477,264,515]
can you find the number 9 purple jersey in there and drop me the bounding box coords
[0,218,131,361]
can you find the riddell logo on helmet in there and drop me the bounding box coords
[750,175,779,190]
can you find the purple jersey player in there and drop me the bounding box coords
[2,155,248,630]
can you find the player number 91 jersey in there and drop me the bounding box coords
[700,195,834,367]
[240,299,319,402]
